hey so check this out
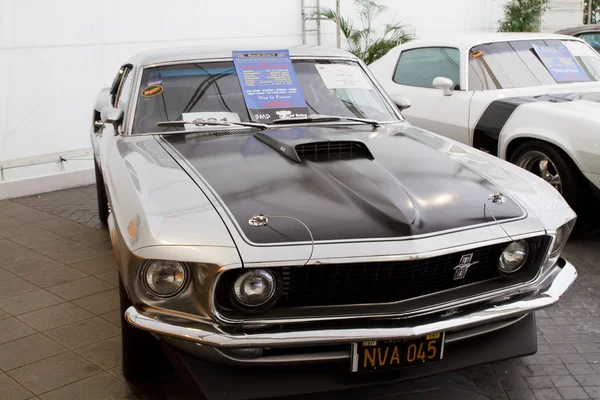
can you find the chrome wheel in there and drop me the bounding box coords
[514,151,562,192]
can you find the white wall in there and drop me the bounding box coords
[541,0,584,32]
[0,0,512,193]
[0,0,305,165]
[307,0,508,45]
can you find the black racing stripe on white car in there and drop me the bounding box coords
[472,94,573,156]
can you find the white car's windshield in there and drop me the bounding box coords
[469,39,600,90]
[132,60,399,134]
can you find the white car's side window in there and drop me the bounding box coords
[393,47,461,90]
[467,39,600,90]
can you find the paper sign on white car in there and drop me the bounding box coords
[315,64,372,90]
[181,112,242,130]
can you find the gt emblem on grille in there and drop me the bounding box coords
[453,253,479,280]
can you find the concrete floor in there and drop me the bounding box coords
[0,185,599,400]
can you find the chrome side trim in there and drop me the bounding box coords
[125,260,576,348]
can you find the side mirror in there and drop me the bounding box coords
[390,94,412,111]
[101,107,124,129]
[432,77,454,96]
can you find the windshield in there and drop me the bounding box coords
[132,60,398,134]
[468,39,600,90]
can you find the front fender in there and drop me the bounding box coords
[498,102,600,177]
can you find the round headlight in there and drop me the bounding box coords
[499,240,529,274]
[233,270,277,307]
[143,260,188,297]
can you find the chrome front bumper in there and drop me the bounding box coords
[125,260,577,349]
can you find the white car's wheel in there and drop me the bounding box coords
[513,150,563,193]
[510,140,593,234]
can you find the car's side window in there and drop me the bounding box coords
[468,56,496,91]
[467,42,549,91]
[393,47,461,90]
[467,40,588,90]
[579,33,600,51]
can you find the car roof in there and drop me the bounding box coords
[398,32,583,50]
[125,44,358,67]
[555,24,600,35]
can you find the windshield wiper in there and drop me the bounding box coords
[272,114,381,127]
[156,119,269,130]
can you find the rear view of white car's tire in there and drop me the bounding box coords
[119,275,169,382]
[95,162,109,226]
[510,140,594,234]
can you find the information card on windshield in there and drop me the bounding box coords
[315,64,372,90]
[232,50,309,122]
[532,43,590,83]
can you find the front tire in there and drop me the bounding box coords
[95,161,109,226]
[119,275,168,382]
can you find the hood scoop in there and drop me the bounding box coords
[296,141,373,162]
[254,131,373,163]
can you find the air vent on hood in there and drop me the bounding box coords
[253,132,374,163]
[295,141,373,162]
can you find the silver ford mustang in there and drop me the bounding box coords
[91,45,577,397]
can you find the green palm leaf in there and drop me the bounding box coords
[309,0,415,63]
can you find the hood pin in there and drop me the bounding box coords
[488,193,506,204]
[249,214,269,227]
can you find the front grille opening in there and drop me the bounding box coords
[275,243,508,308]
[215,237,547,315]
[295,141,373,162]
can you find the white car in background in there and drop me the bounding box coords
[369,33,600,234]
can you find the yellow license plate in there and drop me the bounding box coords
[351,332,445,373]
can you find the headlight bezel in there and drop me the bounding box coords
[496,236,547,280]
[140,259,190,299]
[232,269,278,308]
[230,269,281,311]
[215,269,283,314]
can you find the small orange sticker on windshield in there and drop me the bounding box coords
[471,50,485,59]
[142,85,163,97]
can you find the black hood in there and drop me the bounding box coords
[162,125,524,244]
